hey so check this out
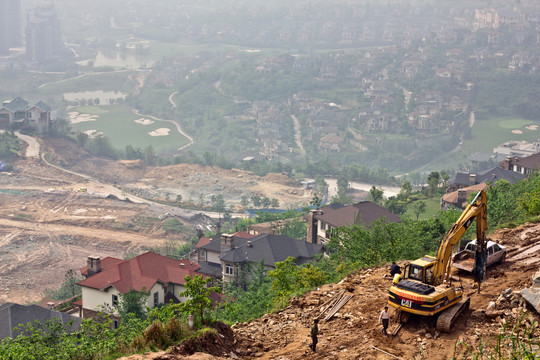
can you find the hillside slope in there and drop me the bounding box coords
[127,222,540,360]
[231,222,540,359]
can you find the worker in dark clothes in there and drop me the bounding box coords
[390,261,401,276]
[309,318,319,352]
[379,306,390,336]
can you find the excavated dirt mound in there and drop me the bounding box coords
[167,322,237,358]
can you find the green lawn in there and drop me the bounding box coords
[70,105,189,153]
[433,115,540,172]
[464,116,540,153]
[405,197,442,220]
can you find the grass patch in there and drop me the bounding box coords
[404,197,441,220]
[69,104,189,153]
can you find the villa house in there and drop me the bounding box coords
[0,97,51,134]
[191,231,322,286]
[447,166,525,193]
[306,202,401,244]
[77,252,206,320]
[441,183,489,210]
[500,154,540,176]
[219,233,323,285]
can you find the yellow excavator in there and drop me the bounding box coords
[388,190,488,332]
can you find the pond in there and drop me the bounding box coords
[63,90,127,105]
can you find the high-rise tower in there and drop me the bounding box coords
[26,3,62,62]
[0,0,21,55]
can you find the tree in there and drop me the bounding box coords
[369,186,384,205]
[241,195,250,208]
[76,132,89,147]
[145,146,156,165]
[427,171,440,196]
[385,196,407,215]
[270,198,279,209]
[251,195,262,207]
[411,201,427,220]
[117,288,150,321]
[261,196,271,208]
[314,176,329,197]
[310,194,323,209]
[179,275,221,326]
[211,194,226,215]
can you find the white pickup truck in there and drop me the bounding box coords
[452,239,507,272]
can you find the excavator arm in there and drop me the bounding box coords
[431,190,487,286]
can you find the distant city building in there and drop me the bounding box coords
[0,0,21,54]
[26,3,63,62]
[493,140,540,158]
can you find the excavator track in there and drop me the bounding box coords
[436,297,470,333]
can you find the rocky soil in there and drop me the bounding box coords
[126,222,540,360]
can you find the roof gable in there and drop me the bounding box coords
[2,97,29,112]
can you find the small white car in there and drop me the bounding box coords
[452,239,507,272]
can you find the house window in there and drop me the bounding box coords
[225,264,234,275]
[153,292,159,307]
[320,222,326,231]
[113,320,119,329]
[112,294,118,307]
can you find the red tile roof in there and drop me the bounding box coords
[77,252,205,293]
[196,237,211,248]
[442,183,488,207]
[80,256,124,277]
[232,231,256,239]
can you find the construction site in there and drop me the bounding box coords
[0,137,539,359]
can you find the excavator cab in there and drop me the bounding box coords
[403,257,436,284]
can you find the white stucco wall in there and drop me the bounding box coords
[207,250,221,264]
[81,286,121,313]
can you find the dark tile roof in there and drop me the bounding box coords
[449,167,525,186]
[0,302,81,340]
[197,261,223,278]
[2,97,29,112]
[31,101,51,112]
[200,232,255,252]
[219,233,323,266]
[314,201,401,228]
[509,153,540,170]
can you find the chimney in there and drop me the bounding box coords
[457,189,467,208]
[469,173,476,186]
[504,156,511,171]
[247,241,252,247]
[87,255,102,277]
[306,210,319,244]
[220,234,234,254]
[47,302,55,310]
[180,263,185,268]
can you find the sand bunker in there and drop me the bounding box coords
[84,130,104,138]
[69,112,99,124]
[149,128,170,136]
[512,129,523,134]
[135,118,154,125]
[526,125,538,130]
